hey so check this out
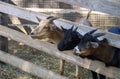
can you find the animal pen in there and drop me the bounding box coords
[0,0,120,79]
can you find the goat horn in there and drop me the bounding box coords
[88,29,98,34]
[70,25,74,30]
[93,33,105,38]
[36,16,41,22]
[46,16,54,19]
[61,26,66,31]
[74,27,78,31]
[47,16,58,22]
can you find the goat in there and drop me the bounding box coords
[58,25,81,51]
[73,29,120,79]
[30,16,63,44]
[74,29,120,67]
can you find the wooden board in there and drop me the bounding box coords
[25,8,108,15]
[0,1,46,23]
[53,0,120,17]
[0,25,120,79]
[9,15,28,35]
[0,50,68,79]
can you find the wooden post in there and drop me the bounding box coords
[75,65,80,79]
[59,59,65,75]
[0,0,9,53]
[0,13,8,53]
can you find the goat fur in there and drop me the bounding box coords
[30,16,63,44]
[75,28,120,67]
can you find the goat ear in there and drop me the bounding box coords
[61,26,66,32]
[46,16,54,19]
[77,33,83,39]
[88,29,98,34]
[93,33,105,38]
[36,17,41,22]
[90,42,99,48]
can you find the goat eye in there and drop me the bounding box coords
[44,27,49,30]
[68,38,72,41]
[86,42,90,48]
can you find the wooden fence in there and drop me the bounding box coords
[0,0,120,79]
[0,49,68,79]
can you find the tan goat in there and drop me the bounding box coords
[30,16,63,44]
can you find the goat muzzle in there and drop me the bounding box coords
[73,47,81,56]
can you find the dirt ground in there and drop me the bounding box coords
[0,40,92,79]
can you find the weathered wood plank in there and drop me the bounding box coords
[25,8,107,15]
[53,0,120,17]
[0,1,120,48]
[0,1,46,23]
[0,50,68,79]
[9,15,28,35]
[0,25,120,79]
[0,13,8,53]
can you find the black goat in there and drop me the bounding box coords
[58,25,81,51]
[58,27,106,79]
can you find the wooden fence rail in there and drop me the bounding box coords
[25,8,107,15]
[0,50,68,79]
[53,0,120,17]
[0,25,120,79]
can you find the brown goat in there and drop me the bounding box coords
[74,29,120,67]
[78,42,115,63]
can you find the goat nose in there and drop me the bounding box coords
[57,46,64,51]
[73,49,80,56]
[30,32,34,35]
[73,49,77,55]
[79,49,82,51]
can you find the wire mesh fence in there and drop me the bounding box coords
[9,0,120,30]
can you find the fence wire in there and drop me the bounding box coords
[10,0,120,30]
